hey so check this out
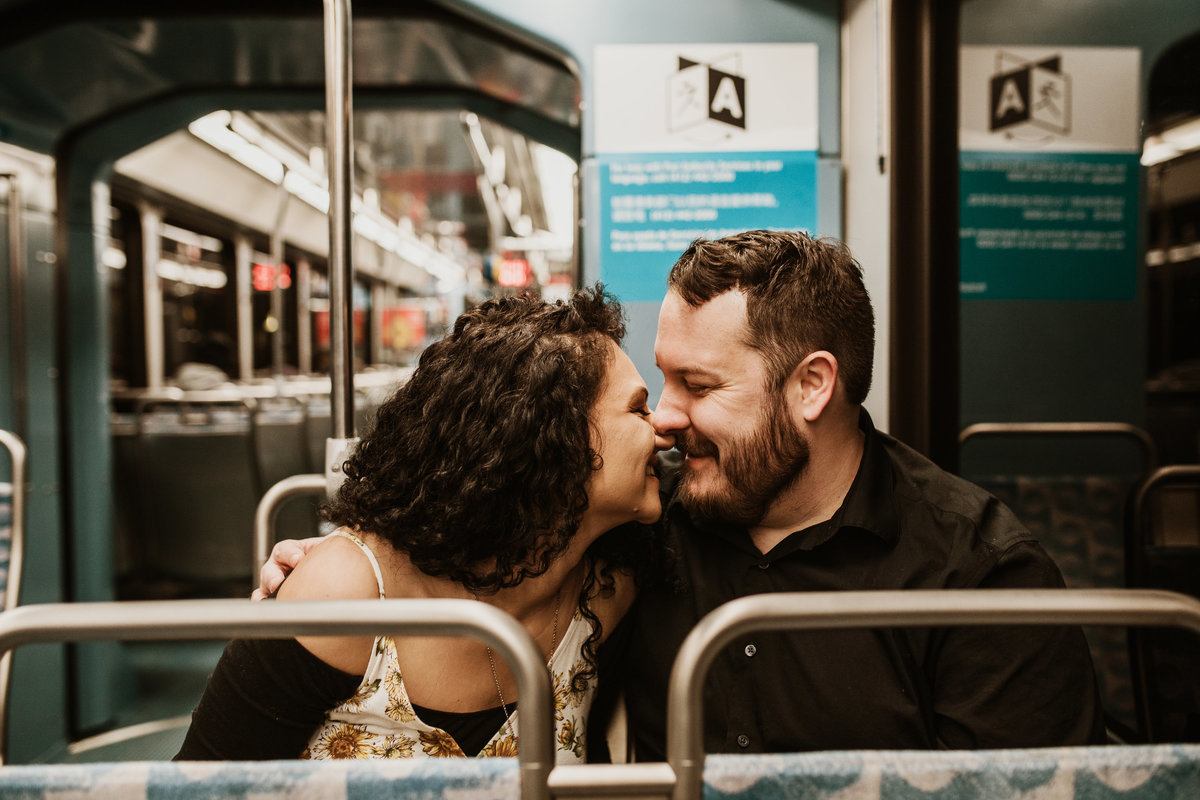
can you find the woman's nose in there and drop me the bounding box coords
[651,421,675,451]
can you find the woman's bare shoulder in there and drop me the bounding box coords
[276,531,383,674]
[276,531,383,602]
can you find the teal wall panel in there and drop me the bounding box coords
[2,209,70,763]
[958,0,1200,429]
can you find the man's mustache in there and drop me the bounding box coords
[677,433,718,460]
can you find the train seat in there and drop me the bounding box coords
[134,400,261,593]
[2,590,1200,798]
[0,429,23,613]
[1,745,1199,800]
[701,745,1200,798]
[253,397,320,542]
[1128,466,1200,742]
[0,484,10,610]
[957,423,1158,737]
[0,757,518,798]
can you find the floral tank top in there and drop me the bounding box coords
[302,530,597,763]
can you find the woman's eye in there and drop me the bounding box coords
[633,407,651,418]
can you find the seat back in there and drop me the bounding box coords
[135,400,261,592]
[0,430,26,613]
[958,422,1157,734]
[0,597,553,794]
[1128,465,1200,742]
[0,430,27,766]
[665,588,1200,800]
[252,396,321,542]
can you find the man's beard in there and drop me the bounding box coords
[676,395,810,527]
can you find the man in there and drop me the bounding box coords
[608,229,1103,759]
[260,229,1104,758]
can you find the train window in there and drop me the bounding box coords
[1144,29,1200,466]
[158,222,236,382]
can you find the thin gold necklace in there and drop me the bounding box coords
[486,587,563,739]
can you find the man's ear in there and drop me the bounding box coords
[785,351,838,423]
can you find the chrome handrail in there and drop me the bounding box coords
[0,598,554,800]
[666,588,1200,800]
[253,473,327,575]
[958,422,1158,469]
[1130,464,1200,548]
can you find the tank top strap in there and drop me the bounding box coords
[330,529,386,599]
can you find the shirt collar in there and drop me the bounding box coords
[665,408,900,555]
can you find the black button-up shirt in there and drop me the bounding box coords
[616,410,1104,760]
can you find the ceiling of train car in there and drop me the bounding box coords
[0,14,578,152]
[0,7,580,277]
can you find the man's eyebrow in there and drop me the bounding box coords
[670,366,721,380]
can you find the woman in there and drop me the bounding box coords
[176,286,670,762]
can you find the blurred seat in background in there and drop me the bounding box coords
[958,422,1158,739]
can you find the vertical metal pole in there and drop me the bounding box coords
[322,0,358,490]
[3,175,27,442]
[139,203,164,390]
[235,235,254,382]
[296,257,313,375]
[270,173,290,380]
[325,0,355,441]
[371,281,385,366]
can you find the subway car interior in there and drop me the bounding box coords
[0,0,1199,795]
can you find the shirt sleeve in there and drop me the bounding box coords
[929,540,1107,749]
[175,637,364,760]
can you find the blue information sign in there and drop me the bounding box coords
[597,150,818,301]
[959,151,1139,300]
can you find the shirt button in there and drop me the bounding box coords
[744,643,757,657]
[757,561,770,569]
[737,734,750,748]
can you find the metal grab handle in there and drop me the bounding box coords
[253,473,327,575]
[1130,465,1200,549]
[666,588,1200,800]
[0,598,554,800]
[958,422,1158,469]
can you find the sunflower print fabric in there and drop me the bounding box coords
[303,530,597,763]
[303,612,597,763]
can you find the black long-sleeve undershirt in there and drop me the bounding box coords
[175,637,363,760]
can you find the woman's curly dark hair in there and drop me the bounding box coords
[322,285,656,687]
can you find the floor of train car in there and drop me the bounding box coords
[53,574,254,763]
[52,639,224,763]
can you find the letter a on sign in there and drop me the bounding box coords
[711,76,743,119]
[707,67,746,130]
[989,67,1031,131]
[995,79,1025,119]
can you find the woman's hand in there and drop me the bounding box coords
[251,537,324,600]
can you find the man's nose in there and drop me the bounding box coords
[652,386,688,436]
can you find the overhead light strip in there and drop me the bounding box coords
[187,111,465,288]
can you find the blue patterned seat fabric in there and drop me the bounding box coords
[0,756,519,799]
[1,746,1199,799]
[702,746,1200,799]
[0,482,10,610]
